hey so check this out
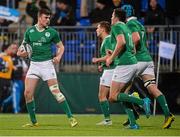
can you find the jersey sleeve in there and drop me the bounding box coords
[52,30,61,44]
[23,29,30,43]
[112,25,123,37]
[127,23,138,33]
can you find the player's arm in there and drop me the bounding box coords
[17,29,29,58]
[92,52,111,64]
[52,41,64,64]
[106,34,125,66]
[132,32,140,48]
[17,41,28,58]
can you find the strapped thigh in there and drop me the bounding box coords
[144,78,156,88]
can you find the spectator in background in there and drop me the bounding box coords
[145,0,165,32]
[50,0,76,26]
[1,43,28,113]
[111,0,122,9]
[26,0,50,25]
[0,44,14,110]
[0,18,13,28]
[89,0,113,26]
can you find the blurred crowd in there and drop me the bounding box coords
[0,0,179,28]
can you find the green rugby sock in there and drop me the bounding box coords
[156,95,170,117]
[59,100,73,118]
[100,100,110,120]
[117,93,144,106]
[123,103,136,126]
[26,100,37,124]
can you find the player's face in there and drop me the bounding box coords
[111,12,116,25]
[39,14,50,27]
[96,24,103,37]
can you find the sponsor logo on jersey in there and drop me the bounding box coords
[45,32,50,37]
[40,37,46,43]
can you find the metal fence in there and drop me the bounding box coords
[0,25,180,72]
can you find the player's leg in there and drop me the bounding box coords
[96,69,113,125]
[110,65,151,119]
[123,82,140,126]
[96,85,111,125]
[0,94,12,112]
[108,67,139,129]
[12,80,23,113]
[23,77,39,127]
[109,80,141,129]
[47,78,77,127]
[142,74,175,129]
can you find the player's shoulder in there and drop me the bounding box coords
[25,26,36,33]
[46,26,58,33]
[105,35,111,42]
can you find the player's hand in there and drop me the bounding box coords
[98,65,103,72]
[52,56,61,64]
[17,49,28,57]
[92,57,98,63]
[106,57,112,67]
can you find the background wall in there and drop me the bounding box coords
[34,72,180,114]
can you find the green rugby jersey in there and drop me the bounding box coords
[111,22,137,65]
[23,25,61,61]
[126,17,152,62]
[100,35,115,69]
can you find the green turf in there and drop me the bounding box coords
[0,114,179,136]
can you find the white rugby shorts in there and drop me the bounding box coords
[112,64,137,83]
[26,60,57,81]
[136,61,155,76]
[100,69,114,87]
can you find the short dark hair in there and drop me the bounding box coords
[38,8,51,17]
[113,8,126,22]
[98,21,111,34]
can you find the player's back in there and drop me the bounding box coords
[111,22,137,65]
[126,18,152,62]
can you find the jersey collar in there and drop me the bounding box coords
[104,35,111,39]
[35,24,48,32]
[115,21,125,25]
[127,16,137,22]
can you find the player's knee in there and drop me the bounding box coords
[49,84,65,103]
[108,95,116,102]
[98,93,107,101]
[24,89,33,100]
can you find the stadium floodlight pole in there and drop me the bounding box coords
[153,53,161,116]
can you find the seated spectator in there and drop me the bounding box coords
[50,0,76,26]
[89,0,113,26]
[145,0,165,33]
[145,0,165,25]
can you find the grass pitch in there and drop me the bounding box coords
[0,114,180,136]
